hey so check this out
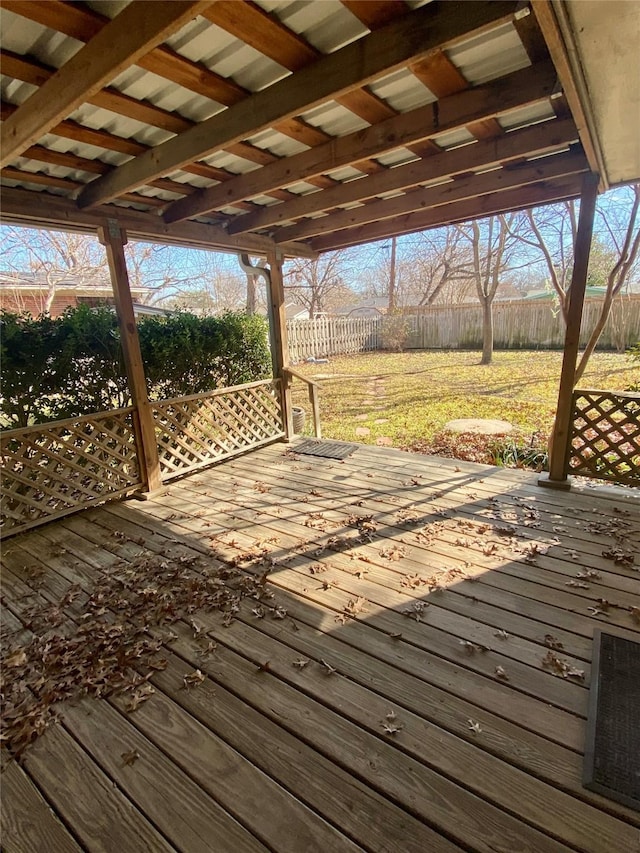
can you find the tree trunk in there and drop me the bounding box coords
[245,273,256,314]
[480,300,493,364]
[388,236,397,313]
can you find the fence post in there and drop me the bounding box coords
[540,172,599,490]
[97,220,162,493]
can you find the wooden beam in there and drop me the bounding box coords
[0,2,213,167]
[228,118,578,235]
[275,148,589,243]
[310,174,585,251]
[264,252,294,440]
[205,1,398,126]
[544,172,600,484]
[0,187,317,258]
[203,1,318,71]
[1,97,237,185]
[341,1,407,28]
[1,0,248,104]
[163,60,556,223]
[76,2,517,209]
[97,222,163,494]
[0,50,190,135]
[0,168,170,209]
[531,1,607,186]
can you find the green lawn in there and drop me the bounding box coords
[290,350,639,465]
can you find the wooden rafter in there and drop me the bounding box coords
[0,99,245,188]
[0,50,331,168]
[228,118,578,236]
[310,174,585,252]
[0,1,213,167]
[163,60,555,224]
[204,1,398,126]
[340,1,408,29]
[274,148,588,243]
[1,0,341,154]
[0,187,317,258]
[75,2,517,210]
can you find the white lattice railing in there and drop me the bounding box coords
[152,379,284,480]
[568,389,640,485]
[1,407,142,538]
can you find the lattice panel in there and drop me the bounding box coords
[1,408,142,538]
[569,390,640,485]
[153,380,284,478]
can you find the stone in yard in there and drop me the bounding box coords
[444,418,513,435]
[374,418,389,424]
[355,427,371,437]
[376,436,393,446]
[355,414,369,421]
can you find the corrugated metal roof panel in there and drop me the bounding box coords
[300,101,369,136]
[447,22,530,85]
[258,0,367,52]
[369,68,435,112]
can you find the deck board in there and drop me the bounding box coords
[2,441,639,853]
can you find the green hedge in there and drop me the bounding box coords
[1,306,271,428]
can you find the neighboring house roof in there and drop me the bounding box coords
[524,287,608,300]
[333,297,388,316]
[0,272,151,297]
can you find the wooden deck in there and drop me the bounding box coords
[2,440,639,853]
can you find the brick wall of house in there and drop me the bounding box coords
[0,290,115,317]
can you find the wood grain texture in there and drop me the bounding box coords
[3,441,638,852]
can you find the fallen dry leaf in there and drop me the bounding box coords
[4,648,27,668]
[121,749,140,766]
[182,669,206,689]
[494,665,509,681]
[292,658,310,669]
[467,719,482,734]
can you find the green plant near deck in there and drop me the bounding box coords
[626,340,640,392]
[1,307,271,428]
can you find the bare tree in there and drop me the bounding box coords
[575,183,640,381]
[401,229,475,307]
[454,214,518,364]
[511,184,640,381]
[284,250,355,317]
[1,226,107,314]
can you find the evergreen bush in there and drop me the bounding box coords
[1,306,271,428]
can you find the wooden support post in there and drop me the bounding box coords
[309,383,322,439]
[540,172,599,489]
[97,220,163,493]
[266,251,294,440]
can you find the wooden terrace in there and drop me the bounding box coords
[2,441,639,853]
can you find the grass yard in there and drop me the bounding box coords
[290,350,639,467]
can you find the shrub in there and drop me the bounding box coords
[1,307,271,427]
[626,340,640,393]
[380,314,410,352]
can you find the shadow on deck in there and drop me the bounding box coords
[2,441,639,853]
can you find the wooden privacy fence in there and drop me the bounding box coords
[287,316,381,361]
[0,380,285,538]
[287,296,640,359]
[567,389,640,485]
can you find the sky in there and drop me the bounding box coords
[1,183,638,305]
